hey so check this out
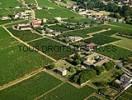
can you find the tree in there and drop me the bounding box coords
[104,61,115,71]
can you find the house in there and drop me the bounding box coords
[86,43,97,51]
[13,23,32,31]
[115,74,132,90]
[55,68,67,76]
[1,16,11,20]
[67,36,83,43]
[83,53,109,67]
[31,19,42,28]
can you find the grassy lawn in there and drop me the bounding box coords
[7,28,41,42]
[0,44,53,85]
[0,72,62,100]
[84,34,120,45]
[29,38,74,60]
[117,87,132,100]
[62,25,109,38]
[40,83,96,100]
[96,45,132,59]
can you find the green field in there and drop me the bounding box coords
[62,25,109,37]
[29,38,74,60]
[48,24,71,32]
[96,45,132,59]
[40,83,96,100]
[84,34,120,45]
[0,44,53,85]
[0,27,53,85]
[0,72,62,100]
[117,86,132,100]
[87,96,100,100]
[97,30,118,36]
[0,0,20,8]
[8,28,41,42]
[112,35,132,50]
[0,27,18,50]
[36,0,82,19]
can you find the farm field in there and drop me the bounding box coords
[114,39,132,50]
[84,34,120,45]
[48,24,71,32]
[109,23,132,37]
[0,27,18,50]
[96,29,118,36]
[87,96,100,100]
[36,0,82,19]
[0,44,53,85]
[0,72,62,100]
[96,45,132,59]
[111,35,132,50]
[40,83,96,100]
[0,0,20,8]
[29,38,74,60]
[62,25,109,37]
[117,86,132,100]
[7,28,41,42]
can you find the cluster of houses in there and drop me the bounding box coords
[83,53,109,67]
[13,19,43,31]
[114,74,132,90]
[1,9,35,21]
[41,28,61,37]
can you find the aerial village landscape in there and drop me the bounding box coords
[0,0,132,100]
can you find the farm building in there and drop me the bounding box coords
[13,23,32,31]
[31,19,42,28]
[55,67,67,76]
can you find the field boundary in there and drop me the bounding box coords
[0,68,43,91]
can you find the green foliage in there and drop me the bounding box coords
[71,69,96,84]
[104,61,115,71]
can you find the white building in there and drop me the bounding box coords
[14,24,32,31]
[55,68,67,76]
[67,36,83,43]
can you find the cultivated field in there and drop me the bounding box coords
[62,25,109,37]
[84,34,120,45]
[96,45,132,59]
[0,44,53,85]
[117,87,132,100]
[0,72,62,100]
[40,83,96,100]
[8,28,41,42]
[29,38,74,60]
[36,0,82,19]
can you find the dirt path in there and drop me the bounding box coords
[34,82,65,100]
[0,68,43,91]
